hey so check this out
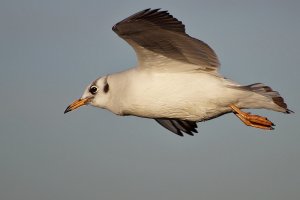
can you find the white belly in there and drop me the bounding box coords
[116,70,238,121]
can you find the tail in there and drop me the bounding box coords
[242,83,293,113]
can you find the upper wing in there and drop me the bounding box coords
[112,9,220,72]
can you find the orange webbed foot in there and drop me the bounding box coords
[230,104,274,130]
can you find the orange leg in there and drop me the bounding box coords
[229,104,274,130]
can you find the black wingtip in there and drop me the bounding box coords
[155,119,198,136]
[177,132,184,137]
[286,109,294,114]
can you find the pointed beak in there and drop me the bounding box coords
[64,97,92,114]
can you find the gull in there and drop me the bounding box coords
[64,9,292,136]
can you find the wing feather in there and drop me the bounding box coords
[155,118,198,136]
[113,9,220,72]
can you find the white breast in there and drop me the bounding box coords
[108,68,239,121]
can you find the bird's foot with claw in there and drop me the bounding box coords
[230,104,275,130]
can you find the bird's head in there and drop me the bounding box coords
[64,76,110,114]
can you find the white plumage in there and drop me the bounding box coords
[65,9,291,136]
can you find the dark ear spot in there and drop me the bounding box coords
[103,83,109,93]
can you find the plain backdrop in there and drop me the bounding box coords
[0,0,299,200]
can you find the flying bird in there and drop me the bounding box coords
[64,9,292,136]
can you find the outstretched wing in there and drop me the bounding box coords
[155,118,198,136]
[113,9,220,72]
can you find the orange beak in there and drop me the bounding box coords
[64,97,92,114]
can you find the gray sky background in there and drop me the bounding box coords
[0,0,299,200]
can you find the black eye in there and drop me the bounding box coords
[89,85,98,95]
